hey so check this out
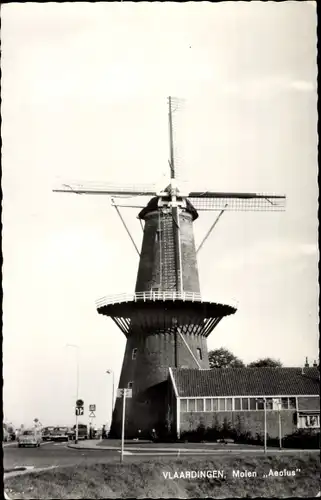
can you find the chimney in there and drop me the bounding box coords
[304,357,309,368]
[313,360,317,367]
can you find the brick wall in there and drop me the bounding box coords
[110,329,209,437]
[180,410,297,439]
[135,208,200,293]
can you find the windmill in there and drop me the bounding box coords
[53,96,286,438]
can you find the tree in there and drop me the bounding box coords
[248,357,282,368]
[209,348,244,369]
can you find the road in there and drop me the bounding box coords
[3,441,120,472]
[4,440,319,472]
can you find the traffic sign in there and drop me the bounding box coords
[89,411,96,418]
[117,388,132,398]
[76,399,84,407]
[89,404,96,412]
[75,407,84,416]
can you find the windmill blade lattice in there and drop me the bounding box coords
[53,181,157,197]
[188,193,286,212]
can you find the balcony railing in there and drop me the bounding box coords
[95,291,238,309]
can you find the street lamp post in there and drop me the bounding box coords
[106,370,115,435]
[263,397,267,453]
[66,344,80,444]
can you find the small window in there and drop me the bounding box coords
[205,399,212,412]
[281,398,289,410]
[219,399,225,411]
[181,399,187,412]
[242,398,249,410]
[266,398,273,410]
[234,398,241,410]
[298,414,320,429]
[289,398,296,409]
[212,398,219,411]
[189,399,196,412]
[128,381,133,389]
[226,398,233,411]
[132,348,137,360]
[257,399,264,410]
[155,229,161,243]
[197,348,202,360]
[272,398,281,410]
[249,398,256,410]
[196,399,204,412]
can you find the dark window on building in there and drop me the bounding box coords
[257,399,264,410]
[281,398,289,410]
[196,399,203,412]
[219,399,225,411]
[266,398,273,410]
[205,399,212,412]
[234,398,241,410]
[226,398,233,411]
[189,399,196,412]
[128,382,133,389]
[197,348,202,360]
[132,348,137,360]
[212,398,219,411]
[181,399,187,412]
[249,398,256,410]
[242,398,249,410]
[289,397,296,409]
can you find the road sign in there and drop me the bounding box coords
[117,388,132,398]
[89,411,96,418]
[75,407,84,416]
[76,399,84,407]
[89,404,96,412]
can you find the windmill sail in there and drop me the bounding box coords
[188,192,286,212]
[53,181,157,197]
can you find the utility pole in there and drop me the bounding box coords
[106,370,115,434]
[263,397,267,453]
[278,403,282,450]
[66,344,80,444]
[121,390,127,463]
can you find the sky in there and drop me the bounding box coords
[2,1,318,429]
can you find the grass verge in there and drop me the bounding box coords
[5,453,320,499]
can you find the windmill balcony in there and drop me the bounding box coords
[95,291,237,308]
[95,291,237,338]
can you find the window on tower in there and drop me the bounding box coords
[128,382,133,389]
[132,348,137,360]
[197,348,202,360]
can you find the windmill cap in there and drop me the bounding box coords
[138,196,198,220]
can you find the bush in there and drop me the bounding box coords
[282,429,320,449]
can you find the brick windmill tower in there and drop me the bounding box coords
[54,97,286,438]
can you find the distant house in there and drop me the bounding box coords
[168,367,320,439]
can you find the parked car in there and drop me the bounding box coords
[42,426,55,441]
[70,423,88,440]
[51,426,69,442]
[18,429,42,448]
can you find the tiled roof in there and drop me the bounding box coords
[170,367,320,397]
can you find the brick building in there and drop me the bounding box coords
[168,366,320,439]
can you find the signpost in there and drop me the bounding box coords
[75,399,84,444]
[89,405,96,437]
[117,388,132,462]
